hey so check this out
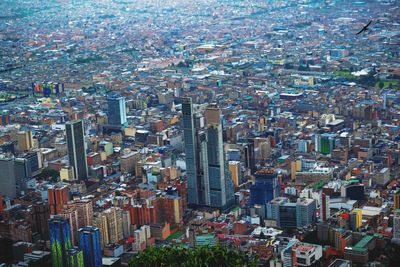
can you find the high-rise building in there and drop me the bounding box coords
[16,131,34,152]
[228,161,241,190]
[48,184,70,215]
[93,207,123,248]
[320,133,336,155]
[67,199,93,229]
[66,120,88,180]
[266,197,288,226]
[107,95,127,126]
[296,198,317,229]
[60,207,79,245]
[14,157,31,194]
[393,210,400,241]
[66,248,84,267]
[250,169,280,207]
[49,216,73,267]
[351,209,362,229]
[182,97,210,206]
[0,156,16,198]
[32,202,50,240]
[279,203,297,228]
[394,189,400,210]
[78,226,102,267]
[320,193,330,223]
[205,106,234,209]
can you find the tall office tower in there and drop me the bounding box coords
[16,131,34,152]
[240,140,255,174]
[393,210,400,241]
[182,97,210,206]
[48,184,70,215]
[66,120,88,180]
[320,193,330,223]
[250,169,280,207]
[78,226,102,267]
[107,95,127,126]
[0,156,16,198]
[93,207,123,248]
[205,106,234,209]
[66,248,84,267]
[49,216,73,267]
[296,198,317,229]
[32,202,51,240]
[394,189,400,210]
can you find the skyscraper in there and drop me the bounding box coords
[107,95,127,126]
[205,106,234,209]
[78,226,102,267]
[394,189,400,210]
[182,97,209,206]
[49,216,73,267]
[0,156,16,198]
[250,169,280,207]
[320,193,330,223]
[66,120,88,180]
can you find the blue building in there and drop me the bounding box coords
[296,198,317,228]
[107,95,127,126]
[49,216,73,267]
[78,226,102,267]
[250,169,280,207]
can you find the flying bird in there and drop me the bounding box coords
[356,20,373,35]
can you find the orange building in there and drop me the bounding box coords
[48,185,70,215]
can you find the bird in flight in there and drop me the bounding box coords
[356,20,373,35]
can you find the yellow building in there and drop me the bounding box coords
[290,159,301,181]
[60,166,75,181]
[229,161,241,190]
[16,131,34,152]
[352,209,363,229]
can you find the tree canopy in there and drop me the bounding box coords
[129,245,258,267]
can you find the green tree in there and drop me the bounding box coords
[129,245,258,267]
[379,81,384,89]
[40,168,59,182]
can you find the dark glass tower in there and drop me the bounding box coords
[49,216,73,267]
[78,226,102,267]
[66,120,88,180]
[182,97,201,205]
[107,95,127,126]
[205,106,234,210]
[250,169,280,206]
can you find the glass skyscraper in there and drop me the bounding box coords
[182,98,233,209]
[182,97,207,206]
[66,120,88,180]
[250,169,280,207]
[205,106,234,210]
[78,226,102,267]
[107,95,127,126]
[49,216,73,267]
